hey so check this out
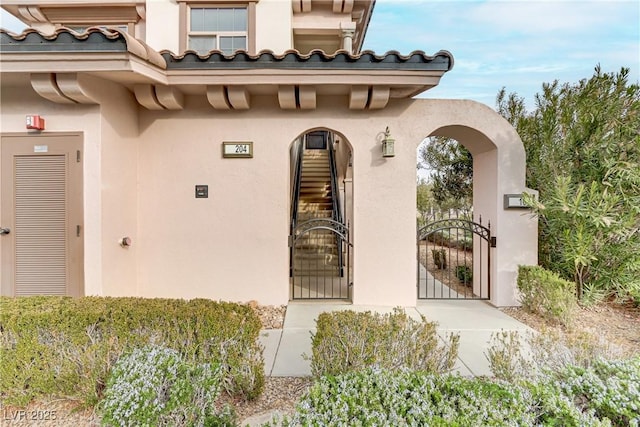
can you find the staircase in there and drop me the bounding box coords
[297,149,333,222]
[293,148,341,279]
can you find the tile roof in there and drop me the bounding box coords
[1,27,127,52]
[161,49,454,71]
[1,28,453,73]
[1,27,165,68]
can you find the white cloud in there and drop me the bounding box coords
[366,0,639,109]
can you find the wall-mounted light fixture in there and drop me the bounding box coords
[381,126,395,157]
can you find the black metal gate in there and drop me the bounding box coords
[290,218,352,300]
[417,217,492,299]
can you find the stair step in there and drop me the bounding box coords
[302,162,330,166]
[299,199,332,204]
[295,236,339,242]
[300,173,331,178]
[294,256,340,263]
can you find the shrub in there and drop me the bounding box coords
[100,345,236,427]
[487,329,627,382]
[0,297,264,407]
[455,265,472,285]
[485,330,534,382]
[266,369,609,426]
[517,265,577,326]
[431,248,447,269]
[551,357,640,426]
[308,309,459,378]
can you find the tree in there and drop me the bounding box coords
[418,137,473,212]
[416,178,435,226]
[497,66,640,303]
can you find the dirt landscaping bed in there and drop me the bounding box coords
[418,241,476,297]
[501,301,640,356]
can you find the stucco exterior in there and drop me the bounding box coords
[0,0,537,306]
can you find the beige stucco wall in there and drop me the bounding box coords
[145,0,180,53]
[88,78,140,296]
[0,76,139,297]
[133,96,536,307]
[256,0,292,53]
[136,96,291,304]
[1,77,537,306]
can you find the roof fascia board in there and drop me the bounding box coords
[166,69,444,95]
[165,68,444,84]
[1,0,143,6]
[0,53,168,84]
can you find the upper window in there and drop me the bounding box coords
[188,7,247,55]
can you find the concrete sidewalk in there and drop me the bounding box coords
[259,300,534,378]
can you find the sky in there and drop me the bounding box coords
[363,0,640,111]
[1,0,639,111]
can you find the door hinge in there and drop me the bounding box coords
[77,225,81,237]
[77,150,81,163]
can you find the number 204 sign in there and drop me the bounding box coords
[222,142,253,158]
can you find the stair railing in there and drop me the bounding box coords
[327,134,343,224]
[327,133,345,276]
[289,136,305,277]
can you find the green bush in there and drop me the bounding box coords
[266,369,609,426]
[431,248,447,269]
[517,265,577,326]
[100,345,236,426]
[455,265,472,285]
[0,296,264,406]
[308,309,459,378]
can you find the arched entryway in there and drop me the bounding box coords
[404,100,538,307]
[416,130,497,300]
[288,128,353,300]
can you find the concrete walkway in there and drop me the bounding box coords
[259,300,534,378]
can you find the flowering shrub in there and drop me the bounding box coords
[100,345,236,427]
[551,357,640,426]
[267,368,615,426]
[308,309,459,377]
[488,331,639,426]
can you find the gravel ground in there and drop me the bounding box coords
[251,303,287,330]
[228,377,312,423]
[0,377,312,427]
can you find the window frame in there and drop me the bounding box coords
[178,0,257,55]
[188,7,247,54]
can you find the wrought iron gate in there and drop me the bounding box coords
[290,218,352,300]
[417,216,492,300]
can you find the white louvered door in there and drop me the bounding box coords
[1,134,84,297]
